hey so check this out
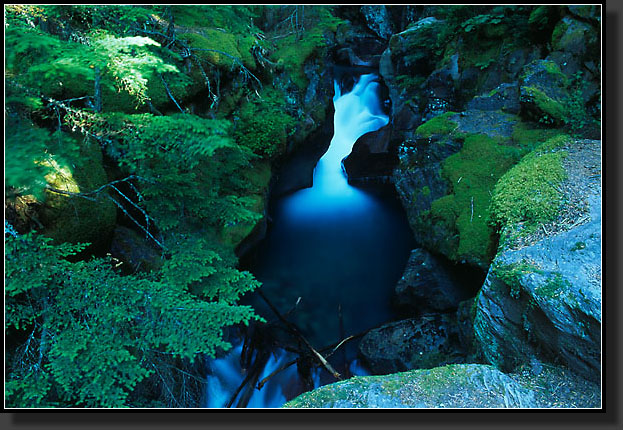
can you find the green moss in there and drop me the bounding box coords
[234,85,295,159]
[535,272,570,299]
[489,136,569,233]
[430,194,459,228]
[493,260,543,299]
[541,60,569,86]
[178,30,242,68]
[511,122,565,151]
[271,7,343,90]
[570,241,586,252]
[421,186,431,197]
[522,85,569,125]
[551,19,570,47]
[415,112,459,138]
[147,70,197,111]
[40,134,116,249]
[430,134,520,264]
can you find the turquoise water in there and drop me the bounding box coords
[242,73,414,354]
[205,73,415,408]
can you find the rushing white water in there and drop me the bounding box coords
[281,74,389,219]
[204,73,394,408]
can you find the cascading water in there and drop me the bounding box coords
[204,73,414,408]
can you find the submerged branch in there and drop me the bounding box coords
[256,290,342,381]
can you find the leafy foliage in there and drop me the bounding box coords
[234,86,296,158]
[4,4,343,408]
[5,232,260,408]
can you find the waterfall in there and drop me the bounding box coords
[204,73,408,408]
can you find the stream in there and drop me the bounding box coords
[204,73,415,408]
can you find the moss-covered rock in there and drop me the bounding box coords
[551,16,598,60]
[475,139,601,383]
[489,134,570,237]
[519,59,571,126]
[39,134,117,250]
[414,111,458,138]
[234,85,295,159]
[284,364,540,408]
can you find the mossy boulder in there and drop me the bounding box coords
[394,108,524,269]
[519,59,571,126]
[284,361,599,408]
[466,82,521,114]
[551,16,599,61]
[284,364,538,408]
[389,17,441,78]
[474,139,601,383]
[39,135,117,251]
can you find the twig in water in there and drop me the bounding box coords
[257,290,341,381]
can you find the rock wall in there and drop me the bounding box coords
[474,139,601,382]
[290,5,603,407]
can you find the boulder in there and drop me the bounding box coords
[284,362,600,408]
[358,314,466,375]
[38,135,117,252]
[551,16,599,62]
[360,5,394,40]
[393,248,476,314]
[392,108,518,268]
[466,83,521,114]
[389,17,441,77]
[474,139,601,383]
[342,125,396,182]
[519,59,571,126]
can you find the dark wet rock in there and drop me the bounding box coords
[567,5,601,24]
[358,314,466,375]
[270,111,334,198]
[456,297,478,354]
[334,23,387,67]
[474,140,601,383]
[451,110,518,140]
[551,16,599,61]
[109,226,163,273]
[284,362,600,408]
[342,125,396,182]
[360,5,394,40]
[421,67,455,121]
[466,83,521,114]
[336,47,370,67]
[393,248,475,314]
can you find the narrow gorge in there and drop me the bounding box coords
[4,5,602,410]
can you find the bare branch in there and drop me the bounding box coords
[159,74,185,114]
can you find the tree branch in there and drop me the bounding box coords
[159,74,184,113]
